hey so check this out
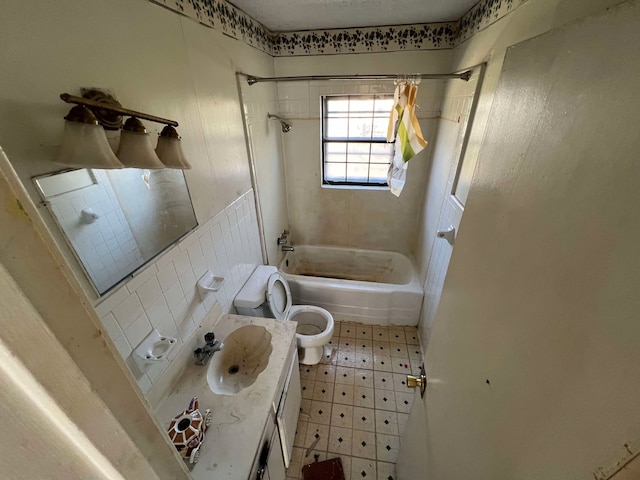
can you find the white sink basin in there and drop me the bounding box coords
[207,325,273,395]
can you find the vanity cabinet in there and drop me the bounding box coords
[250,348,301,479]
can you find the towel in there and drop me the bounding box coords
[387,82,428,196]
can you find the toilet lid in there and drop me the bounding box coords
[266,272,292,320]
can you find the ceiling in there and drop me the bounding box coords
[228,0,481,32]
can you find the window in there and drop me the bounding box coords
[322,95,394,187]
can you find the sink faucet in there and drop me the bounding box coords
[193,332,224,365]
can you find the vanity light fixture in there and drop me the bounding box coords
[56,105,124,169]
[117,117,165,169]
[58,90,191,170]
[155,126,192,169]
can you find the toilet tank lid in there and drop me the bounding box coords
[234,265,278,308]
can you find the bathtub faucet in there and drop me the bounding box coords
[281,244,295,252]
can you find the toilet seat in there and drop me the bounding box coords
[266,272,292,320]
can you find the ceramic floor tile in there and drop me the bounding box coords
[340,323,357,338]
[373,354,393,372]
[410,358,423,374]
[320,345,339,365]
[375,434,400,463]
[357,340,373,354]
[388,342,408,358]
[407,345,422,360]
[351,430,377,460]
[397,413,409,436]
[387,329,406,343]
[373,371,394,390]
[351,455,377,479]
[391,358,412,375]
[316,364,337,383]
[356,326,373,340]
[373,340,391,356]
[374,389,396,411]
[331,404,354,428]
[293,420,308,448]
[313,381,335,403]
[304,423,330,453]
[331,455,351,480]
[394,392,413,414]
[335,366,356,385]
[352,406,376,432]
[355,352,373,370]
[354,368,374,388]
[328,426,353,456]
[353,386,375,408]
[372,326,389,341]
[333,384,355,405]
[339,338,357,351]
[300,364,319,380]
[377,461,397,480]
[392,373,408,392]
[287,446,305,479]
[299,399,312,422]
[303,449,329,466]
[337,350,357,368]
[404,329,420,345]
[374,410,399,435]
[309,400,333,425]
[301,378,315,399]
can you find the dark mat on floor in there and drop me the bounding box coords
[302,457,345,480]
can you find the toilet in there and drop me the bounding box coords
[234,265,334,365]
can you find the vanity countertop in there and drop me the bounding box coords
[155,313,297,480]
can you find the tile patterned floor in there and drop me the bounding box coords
[286,321,423,480]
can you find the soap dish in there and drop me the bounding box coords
[132,329,177,371]
[197,270,225,301]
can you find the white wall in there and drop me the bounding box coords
[0,0,271,394]
[274,51,451,255]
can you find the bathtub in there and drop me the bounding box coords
[278,245,423,326]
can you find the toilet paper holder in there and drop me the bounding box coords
[436,226,456,245]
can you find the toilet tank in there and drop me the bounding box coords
[234,265,278,317]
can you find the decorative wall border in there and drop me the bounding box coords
[150,0,528,57]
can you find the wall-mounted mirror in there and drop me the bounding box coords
[34,168,198,295]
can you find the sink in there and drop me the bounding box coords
[207,325,273,395]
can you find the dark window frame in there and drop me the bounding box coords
[321,95,394,187]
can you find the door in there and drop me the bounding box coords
[399,3,640,479]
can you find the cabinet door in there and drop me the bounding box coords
[277,350,302,467]
[267,427,286,480]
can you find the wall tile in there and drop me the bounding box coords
[93,189,262,394]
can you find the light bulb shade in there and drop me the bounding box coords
[117,118,165,169]
[155,126,192,169]
[56,119,124,169]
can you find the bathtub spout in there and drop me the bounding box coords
[281,245,295,252]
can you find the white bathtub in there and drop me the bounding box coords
[278,245,423,326]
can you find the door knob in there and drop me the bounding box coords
[406,365,427,398]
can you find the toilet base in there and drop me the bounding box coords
[298,345,323,365]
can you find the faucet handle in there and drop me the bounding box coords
[204,332,216,346]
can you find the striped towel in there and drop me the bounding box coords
[387,83,428,196]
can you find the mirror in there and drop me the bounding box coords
[34,168,198,295]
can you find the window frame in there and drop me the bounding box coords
[321,94,394,188]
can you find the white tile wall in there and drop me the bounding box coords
[93,189,262,393]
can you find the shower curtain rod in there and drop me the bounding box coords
[242,70,472,85]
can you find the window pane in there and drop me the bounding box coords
[350,98,374,113]
[369,164,389,183]
[325,142,347,159]
[346,163,370,183]
[326,98,350,112]
[374,97,394,114]
[370,143,394,163]
[347,143,370,163]
[325,162,346,182]
[372,117,388,139]
[326,118,349,139]
[348,117,373,139]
